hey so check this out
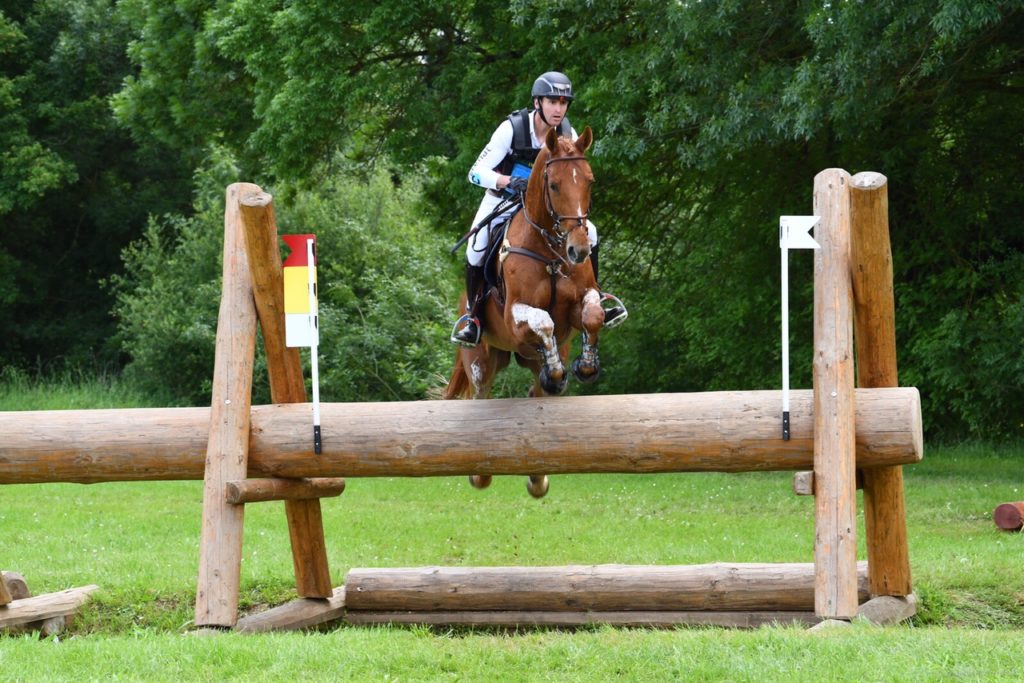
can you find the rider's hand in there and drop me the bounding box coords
[507,176,529,194]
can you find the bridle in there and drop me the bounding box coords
[499,152,593,314]
[520,154,592,261]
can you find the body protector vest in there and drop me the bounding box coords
[495,107,571,177]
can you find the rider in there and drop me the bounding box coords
[450,71,628,347]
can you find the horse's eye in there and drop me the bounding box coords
[549,182,559,193]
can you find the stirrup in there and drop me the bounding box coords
[600,292,628,328]
[450,314,482,347]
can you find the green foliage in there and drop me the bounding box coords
[112,148,456,405]
[0,1,192,368]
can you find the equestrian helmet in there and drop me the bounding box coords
[532,72,574,102]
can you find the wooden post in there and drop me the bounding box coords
[849,171,913,597]
[812,169,859,619]
[239,191,333,599]
[194,183,260,627]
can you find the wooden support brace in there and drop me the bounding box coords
[792,471,863,496]
[235,587,346,633]
[239,190,333,599]
[226,477,346,504]
[856,593,918,625]
[850,171,913,597]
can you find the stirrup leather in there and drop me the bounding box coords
[450,314,482,347]
[600,292,628,328]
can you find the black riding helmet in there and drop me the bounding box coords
[532,72,574,127]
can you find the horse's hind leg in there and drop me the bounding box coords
[466,348,510,490]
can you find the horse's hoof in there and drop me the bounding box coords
[527,475,549,499]
[572,356,602,384]
[469,475,492,490]
[539,366,568,395]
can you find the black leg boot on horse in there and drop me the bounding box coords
[590,244,628,328]
[450,263,487,347]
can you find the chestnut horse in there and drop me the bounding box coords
[444,126,605,498]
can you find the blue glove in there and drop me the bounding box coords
[507,176,529,194]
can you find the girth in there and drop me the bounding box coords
[499,242,562,315]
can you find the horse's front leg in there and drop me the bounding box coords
[571,288,604,384]
[510,302,568,396]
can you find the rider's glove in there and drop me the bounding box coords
[507,176,529,194]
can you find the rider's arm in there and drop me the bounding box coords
[467,120,515,191]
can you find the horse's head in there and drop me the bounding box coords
[530,126,595,265]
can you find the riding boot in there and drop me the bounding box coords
[590,244,628,328]
[450,263,486,346]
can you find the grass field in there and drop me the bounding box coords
[2,373,1023,681]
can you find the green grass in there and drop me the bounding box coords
[2,373,1023,680]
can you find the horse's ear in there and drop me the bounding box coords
[545,126,560,153]
[575,126,593,154]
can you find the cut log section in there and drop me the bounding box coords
[993,502,1024,531]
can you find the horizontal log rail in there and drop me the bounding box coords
[344,563,871,613]
[0,388,922,485]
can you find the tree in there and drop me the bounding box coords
[113,1,1024,436]
[0,1,191,368]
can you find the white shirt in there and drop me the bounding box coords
[467,112,578,191]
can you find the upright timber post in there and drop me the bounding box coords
[812,169,859,619]
[849,172,913,597]
[239,191,333,598]
[195,183,260,627]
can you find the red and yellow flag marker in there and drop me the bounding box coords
[283,234,321,454]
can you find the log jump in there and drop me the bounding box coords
[0,388,921,485]
[0,170,922,631]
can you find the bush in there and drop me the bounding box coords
[111,150,458,405]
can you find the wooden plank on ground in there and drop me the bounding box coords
[812,168,859,619]
[0,586,99,630]
[235,587,346,633]
[194,182,260,628]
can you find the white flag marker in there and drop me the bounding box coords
[779,216,820,440]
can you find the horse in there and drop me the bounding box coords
[443,125,606,498]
